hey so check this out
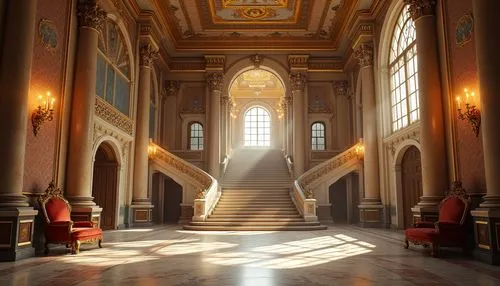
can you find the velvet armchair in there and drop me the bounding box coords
[404,181,470,257]
[39,182,103,254]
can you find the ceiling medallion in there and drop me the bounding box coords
[233,8,277,19]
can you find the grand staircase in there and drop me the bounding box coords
[184,148,326,231]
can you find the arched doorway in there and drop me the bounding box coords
[401,145,423,229]
[244,106,271,147]
[92,143,119,230]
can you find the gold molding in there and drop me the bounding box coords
[95,97,134,135]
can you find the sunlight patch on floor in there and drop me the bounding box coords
[203,234,376,269]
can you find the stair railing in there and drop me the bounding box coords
[148,143,220,222]
[292,141,364,221]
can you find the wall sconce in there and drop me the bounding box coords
[456,88,481,137]
[148,139,158,158]
[31,91,55,136]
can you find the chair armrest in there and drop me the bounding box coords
[413,221,435,228]
[73,221,94,228]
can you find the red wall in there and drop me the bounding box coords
[23,0,72,194]
[444,0,486,193]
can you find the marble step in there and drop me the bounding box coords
[190,221,320,226]
[205,218,305,222]
[208,214,302,219]
[212,210,299,215]
[183,225,328,231]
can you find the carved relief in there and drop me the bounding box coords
[384,124,421,156]
[404,0,436,20]
[95,97,134,135]
[353,43,374,67]
[77,1,106,30]
[288,55,309,70]
[206,72,224,91]
[299,143,363,190]
[205,55,226,70]
[333,81,351,98]
[139,43,158,67]
[289,72,307,91]
[250,54,264,68]
[165,80,180,97]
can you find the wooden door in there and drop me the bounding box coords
[92,146,118,230]
[401,146,423,229]
[330,178,348,224]
[164,178,182,223]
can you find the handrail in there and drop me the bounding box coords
[148,143,220,222]
[292,142,364,221]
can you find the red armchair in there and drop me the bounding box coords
[39,182,103,254]
[404,181,470,257]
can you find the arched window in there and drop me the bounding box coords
[389,5,418,132]
[96,19,131,116]
[189,122,203,150]
[244,106,271,147]
[149,76,156,140]
[311,122,326,150]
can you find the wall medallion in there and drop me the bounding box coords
[455,13,474,47]
[38,19,58,51]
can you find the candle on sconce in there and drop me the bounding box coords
[456,96,462,109]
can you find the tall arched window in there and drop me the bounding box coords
[189,122,203,150]
[311,122,326,150]
[96,19,131,116]
[244,106,271,147]
[390,5,418,132]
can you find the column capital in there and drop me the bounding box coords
[206,72,224,92]
[353,43,374,68]
[289,72,307,91]
[164,80,180,97]
[139,43,158,67]
[77,1,106,30]
[404,0,436,20]
[285,95,293,107]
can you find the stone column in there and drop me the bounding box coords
[65,1,105,224]
[290,72,307,177]
[164,80,179,150]
[334,81,351,149]
[286,94,293,157]
[0,0,38,261]
[207,72,223,179]
[470,0,500,265]
[353,43,384,227]
[406,0,447,221]
[221,93,229,170]
[131,43,157,226]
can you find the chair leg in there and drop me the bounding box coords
[44,242,49,255]
[72,240,81,254]
[431,243,439,257]
[403,239,409,249]
[98,239,103,248]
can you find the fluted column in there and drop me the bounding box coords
[290,72,307,177]
[406,0,447,209]
[164,80,179,150]
[470,0,500,265]
[131,43,157,226]
[285,95,293,157]
[353,42,384,227]
[221,94,229,165]
[207,72,223,178]
[0,0,39,261]
[66,1,106,207]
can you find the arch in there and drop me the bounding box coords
[224,56,291,97]
[92,141,120,230]
[377,0,407,138]
[243,106,272,147]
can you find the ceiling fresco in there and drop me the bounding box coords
[149,0,363,52]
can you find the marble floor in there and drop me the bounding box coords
[0,225,498,286]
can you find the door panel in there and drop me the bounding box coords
[401,146,423,229]
[92,147,118,230]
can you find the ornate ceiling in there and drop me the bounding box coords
[230,69,284,98]
[145,0,370,54]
